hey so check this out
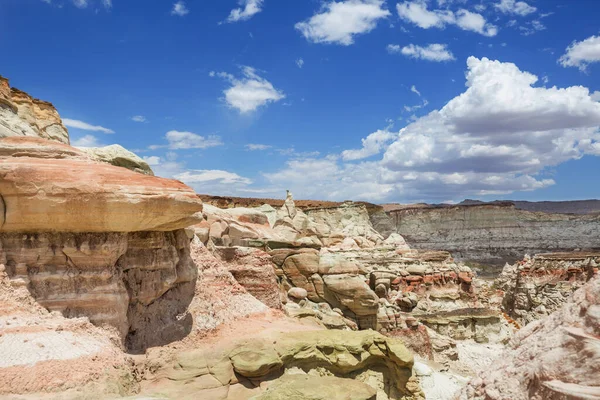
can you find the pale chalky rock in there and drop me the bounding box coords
[78,144,154,175]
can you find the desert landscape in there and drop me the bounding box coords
[2,0,600,398]
[0,75,598,400]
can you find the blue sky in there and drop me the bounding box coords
[1,0,599,203]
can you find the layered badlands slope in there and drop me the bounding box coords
[388,203,600,266]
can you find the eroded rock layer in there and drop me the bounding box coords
[0,137,203,232]
[1,230,198,352]
[389,203,600,266]
[497,251,599,326]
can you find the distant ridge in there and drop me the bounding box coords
[383,199,600,215]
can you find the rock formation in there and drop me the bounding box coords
[139,330,422,400]
[459,275,600,400]
[78,144,154,175]
[388,203,600,266]
[0,136,203,353]
[0,137,201,232]
[0,76,69,144]
[497,251,599,325]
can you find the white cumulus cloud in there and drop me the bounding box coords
[227,0,263,22]
[131,115,147,123]
[295,0,390,46]
[494,0,536,16]
[213,66,285,113]
[262,57,600,202]
[342,130,396,161]
[396,1,498,36]
[559,35,600,71]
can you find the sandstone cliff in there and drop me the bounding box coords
[389,203,600,267]
[0,76,69,144]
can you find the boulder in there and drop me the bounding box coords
[230,341,283,378]
[78,144,154,175]
[287,287,308,300]
[322,274,379,317]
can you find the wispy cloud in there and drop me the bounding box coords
[131,115,147,123]
[388,43,455,62]
[559,35,600,71]
[63,118,115,134]
[296,58,305,68]
[245,144,272,151]
[171,1,189,16]
[154,130,223,150]
[71,134,102,147]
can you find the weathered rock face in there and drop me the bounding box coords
[0,135,204,352]
[460,276,600,400]
[0,137,203,232]
[213,246,282,309]
[1,229,198,353]
[305,202,385,248]
[0,76,69,144]
[389,203,600,267]
[78,144,154,175]
[186,237,270,333]
[498,252,599,326]
[273,244,478,332]
[140,330,422,400]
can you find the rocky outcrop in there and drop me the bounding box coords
[305,202,385,248]
[140,330,422,400]
[0,136,203,352]
[0,76,69,144]
[460,276,600,400]
[78,144,154,175]
[213,246,282,309]
[0,137,202,232]
[498,252,599,326]
[273,243,478,332]
[389,203,600,267]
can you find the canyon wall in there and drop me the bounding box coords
[388,203,600,267]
